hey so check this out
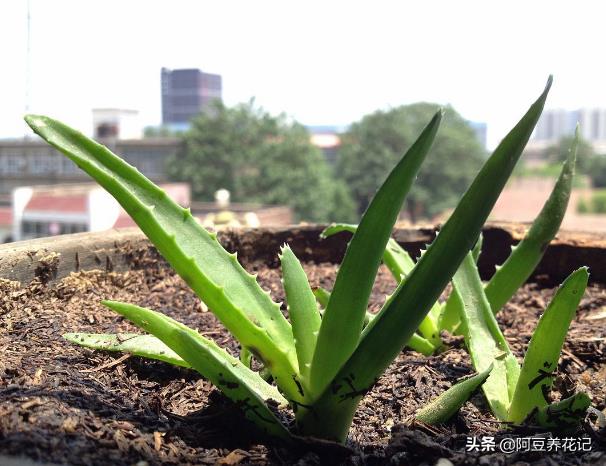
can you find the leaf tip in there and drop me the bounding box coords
[545,75,554,92]
[24,114,48,130]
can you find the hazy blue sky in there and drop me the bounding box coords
[2,1,605,148]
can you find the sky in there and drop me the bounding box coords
[2,1,606,148]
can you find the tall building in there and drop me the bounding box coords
[161,68,222,130]
[531,108,606,153]
[467,121,487,149]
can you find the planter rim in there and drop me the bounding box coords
[1,221,604,286]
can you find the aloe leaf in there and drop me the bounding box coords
[442,131,574,335]
[279,245,321,385]
[312,287,331,308]
[485,129,578,314]
[507,267,588,424]
[416,364,493,425]
[451,253,519,420]
[309,111,442,396]
[407,333,437,356]
[240,345,253,368]
[24,115,302,402]
[64,333,190,368]
[100,300,291,439]
[313,253,442,356]
[298,78,551,441]
[321,224,441,346]
[439,233,482,334]
[321,223,416,280]
[472,233,484,263]
[535,392,591,430]
[439,289,464,334]
[313,286,373,325]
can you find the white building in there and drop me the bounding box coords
[92,108,142,140]
[531,108,606,153]
[11,183,190,241]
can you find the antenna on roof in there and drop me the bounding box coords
[24,0,32,138]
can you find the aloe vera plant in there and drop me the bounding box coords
[415,130,590,427]
[26,78,553,442]
[320,127,579,355]
[453,257,590,429]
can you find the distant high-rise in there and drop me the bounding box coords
[161,68,222,129]
[531,108,606,153]
[467,121,487,149]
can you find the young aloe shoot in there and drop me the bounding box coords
[26,77,552,442]
[450,253,590,429]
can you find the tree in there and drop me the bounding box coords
[166,100,356,223]
[336,103,486,222]
[545,135,595,173]
[588,155,606,188]
[143,125,179,138]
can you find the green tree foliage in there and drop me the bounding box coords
[336,103,486,221]
[544,135,606,188]
[588,155,606,188]
[166,100,356,222]
[545,134,595,172]
[143,125,179,138]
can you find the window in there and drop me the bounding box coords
[0,151,26,175]
[29,153,57,175]
[21,220,87,239]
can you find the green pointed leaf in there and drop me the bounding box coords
[309,111,442,396]
[406,333,437,356]
[416,364,493,425]
[319,228,440,355]
[508,267,588,424]
[279,245,321,385]
[535,392,591,430]
[440,233,482,334]
[485,128,578,314]
[100,300,290,439]
[321,224,416,280]
[298,78,551,441]
[24,114,302,402]
[64,333,190,367]
[439,287,465,334]
[312,286,331,308]
[472,233,484,263]
[321,223,441,347]
[451,253,519,420]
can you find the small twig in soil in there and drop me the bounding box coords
[468,417,514,424]
[80,353,131,372]
[562,348,586,369]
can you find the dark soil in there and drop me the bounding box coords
[1,258,605,465]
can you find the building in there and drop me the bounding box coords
[306,126,346,165]
[0,137,179,195]
[530,108,606,153]
[467,121,487,149]
[0,195,11,242]
[0,126,340,197]
[92,108,142,139]
[7,183,292,242]
[11,183,190,242]
[161,67,223,130]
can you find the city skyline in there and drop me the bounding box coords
[2,1,606,149]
